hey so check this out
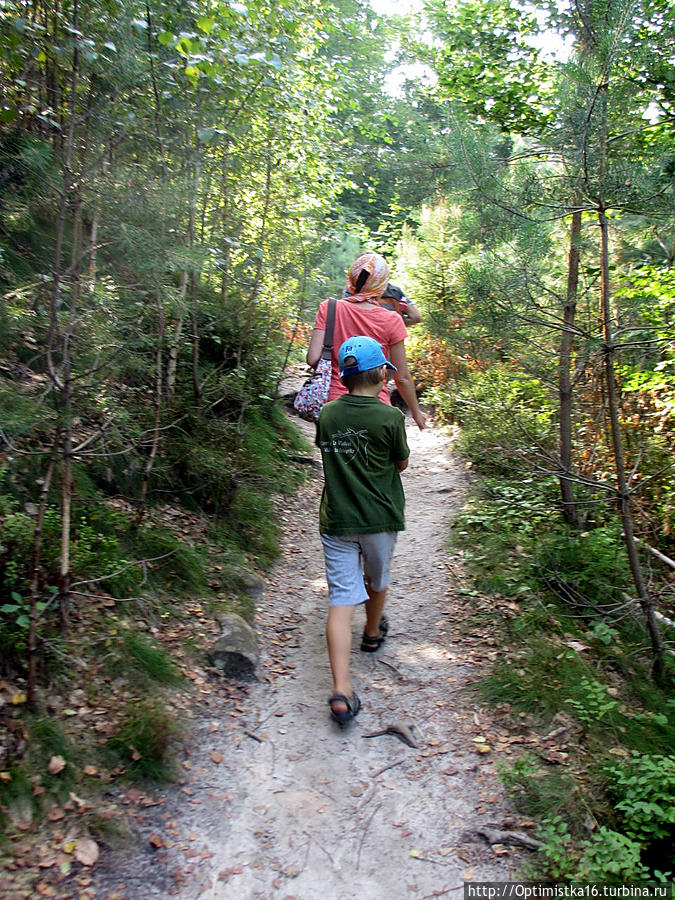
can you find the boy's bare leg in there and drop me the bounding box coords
[364,583,387,638]
[326,605,354,712]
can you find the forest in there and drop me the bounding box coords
[0,0,673,889]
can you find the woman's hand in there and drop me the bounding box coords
[412,409,427,430]
[390,341,426,430]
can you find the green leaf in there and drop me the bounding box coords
[157,31,174,46]
[0,109,18,123]
[175,37,193,56]
[196,16,215,34]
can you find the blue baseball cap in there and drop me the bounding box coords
[338,336,397,378]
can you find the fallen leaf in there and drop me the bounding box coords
[474,744,491,754]
[210,750,223,764]
[75,838,99,867]
[149,833,164,849]
[48,755,66,775]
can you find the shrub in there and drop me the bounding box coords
[428,365,556,476]
[606,753,675,845]
[534,526,632,613]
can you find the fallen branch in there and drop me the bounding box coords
[371,757,407,779]
[363,722,419,748]
[376,658,407,679]
[356,802,382,870]
[634,537,675,572]
[474,826,542,851]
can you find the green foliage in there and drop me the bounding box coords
[119,632,183,688]
[606,753,675,845]
[224,484,280,569]
[575,827,651,882]
[429,366,556,476]
[105,699,179,781]
[0,718,76,829]
[498,756,581,829]
[534,527,633,613]
[564,677,619,730]
[122,527,210,597]
[534,818,651,882]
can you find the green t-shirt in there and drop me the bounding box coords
[316,394,410,536]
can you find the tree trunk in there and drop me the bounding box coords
[598,203,664,678]
[27,449,57,707]
[558,204,582,526]
[166,271,187,398]
[136,292,165,525]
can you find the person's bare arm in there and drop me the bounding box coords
[390,341,426,430]
[402,303,422,326]
[396,458,409,472]
[306,327,325,368]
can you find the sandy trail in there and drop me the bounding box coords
[94,407,519,900]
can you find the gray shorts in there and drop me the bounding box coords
[320,532,398,607]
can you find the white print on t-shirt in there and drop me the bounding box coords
[319,427,369,465]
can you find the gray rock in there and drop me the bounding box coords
[224,565,265,602]
[207,612,260,681]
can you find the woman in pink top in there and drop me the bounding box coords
[306,252,426,430]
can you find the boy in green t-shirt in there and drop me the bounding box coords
[316,336,410,725]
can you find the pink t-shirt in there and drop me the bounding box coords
[315,298,408,403]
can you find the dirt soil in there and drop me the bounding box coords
[92,400,526,900]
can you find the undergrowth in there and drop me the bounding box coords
[0,395,313,834]
[450,476,675,881]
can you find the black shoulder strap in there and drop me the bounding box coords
[321,298,337,359]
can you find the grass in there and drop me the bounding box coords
[104,699,180,782]
[121,632,184,687]
[449,475,675,880]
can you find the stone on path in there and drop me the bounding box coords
[207,612,260,681]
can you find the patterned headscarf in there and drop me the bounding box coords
[345,252,390,302]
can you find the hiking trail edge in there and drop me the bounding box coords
[93,399,522,899]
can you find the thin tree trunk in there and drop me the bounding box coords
[191,272,201,405]
[45,0,80,628]
[275,253,309,397]
[166,272,188,397]
[558,204,582,526]
[27,449,57,707]
[190,145,202,404]
[58,193,83,627]
[589,67,664,677]
[136,292,165,525]
[598,203,664,678]
[235,139,273,369]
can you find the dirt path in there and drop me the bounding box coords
[94,407,521,899]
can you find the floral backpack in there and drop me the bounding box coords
[293,298,337,422]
